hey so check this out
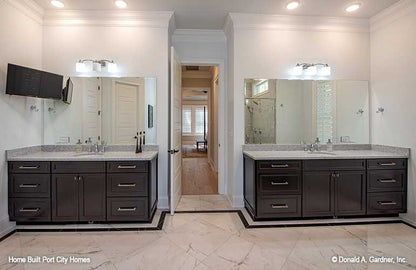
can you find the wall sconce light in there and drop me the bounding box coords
[292,63,331,78]
[76,59,118,73]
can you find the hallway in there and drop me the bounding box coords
[182,157,218,195]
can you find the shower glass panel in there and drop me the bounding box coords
[244,79,276,144]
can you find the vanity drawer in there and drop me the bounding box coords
[367,192,406,215]
[52,162,106,174]
[257,195,301,218]
[258,174,301,194]
[303,159,365,171]
[107,161,148,173]
[9,198,51,222]
[107,173,148,197]
[9,162,50,174]
[9,174,50,198]
[367,159,407,170]
[107,197,148,221]
[257,161,301,171]
[368,170,406,192]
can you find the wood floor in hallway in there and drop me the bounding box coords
[182,157,218,195]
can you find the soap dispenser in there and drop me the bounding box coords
[327,139,333,152]
[76,139,83,153]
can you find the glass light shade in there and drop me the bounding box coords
[318,66,331,76]
[305,66,317,76]
[93,62,102,72]
[76,62,85,72]
[107,62,118,73]
[292,65,303,76]
[84,61,93,72]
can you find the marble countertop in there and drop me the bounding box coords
[243,150,409,160]
[7,151,158,161]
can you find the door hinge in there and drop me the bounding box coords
[98,110,101,116]
[98,86,101,91]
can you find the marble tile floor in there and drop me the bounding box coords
[176,195,234,211]
[1,212,416,270]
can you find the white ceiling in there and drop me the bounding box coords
[33,0,400,29]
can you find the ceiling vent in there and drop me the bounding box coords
[185,66,199,71]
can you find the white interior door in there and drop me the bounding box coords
[170,47,182,215]
[82,77,101,142]
[113,81,139,144]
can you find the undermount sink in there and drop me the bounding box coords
[73,152,105,156]
[307,151,337,156]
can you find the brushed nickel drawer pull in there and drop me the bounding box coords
[271,164,289,168]
[19,184,39,188]
[19,208,40,212]
[378,179,397,183]
[117,165,137,169]
[118,183,136,187]
[378,162,396,166]
[378,201,397,206]
[117,207,137,212]
[18,166,39,170]
[271,181,289,186]
[271,204,289,209]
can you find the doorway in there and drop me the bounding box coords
[181,65,219,195]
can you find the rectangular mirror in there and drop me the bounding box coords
[44,77,157,145]
[244,79,369,145]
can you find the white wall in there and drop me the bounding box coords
[228,13,371,206]
[42,13,172,208]
[0,0,43,234]
[370,0,416,223]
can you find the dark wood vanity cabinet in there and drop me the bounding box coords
[244,156,407,221]
[8,157,158,223]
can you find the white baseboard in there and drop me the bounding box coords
[0,216,15,239]
[232,195,244,208]
[158,196,169,210]
[401,216,416,227]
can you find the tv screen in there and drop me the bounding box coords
[6,63,63,99]
[62,78,73,104]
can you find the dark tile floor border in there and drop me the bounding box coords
[1,210,414,243]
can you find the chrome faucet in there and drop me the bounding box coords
[308,138,321,152]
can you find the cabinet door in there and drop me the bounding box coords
[79,174,106,221]
[52,174,79,221]
[303,171,334,217]
[335,171,366,216]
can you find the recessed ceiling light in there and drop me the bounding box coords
[115,0,127,8]
[346,3,361,12]
[286,1,300,10]
[50,0,64,8]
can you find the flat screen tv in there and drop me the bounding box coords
[6,63,63,99]
[62,78,73,104]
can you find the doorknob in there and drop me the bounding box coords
[168,149,179,154]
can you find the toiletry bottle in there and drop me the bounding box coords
[327,139,333,152]
[76,139,83,153]
[138,132,143,153]
[143,131,146,145]
[135,132,140,154]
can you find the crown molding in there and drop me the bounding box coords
[172,29,226,43]
[43,10,174,28]
[228,13,369,33]
[370,0,416,32]
[5,0,44,24]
